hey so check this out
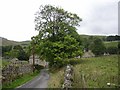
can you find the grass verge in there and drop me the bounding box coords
[48,68,64,88]
[2,71,40,88]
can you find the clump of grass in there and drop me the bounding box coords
[48,67,64,88]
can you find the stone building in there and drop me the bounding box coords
[29,55,46,66]
[82,50,95,58]
[29,55,40,65]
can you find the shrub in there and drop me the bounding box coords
[106,47,118,54]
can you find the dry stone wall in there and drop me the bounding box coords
[62,64,73,89]
[2,61,33,84]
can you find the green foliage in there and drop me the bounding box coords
[37,35,82,68]
[82,36,97,51]
[1,46,12,58]
[81,35,119,52]
[105,47,118,54]
[34,5,82,39]
[2,45,29,60]
[33,5,83,68]
[91,38,106,56]
[106,35,120,41]
[103,41,119,54]
[9,49,18,58]
[9,45,29,60]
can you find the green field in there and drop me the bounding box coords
[73,55,118,88]
[80,34,106,39]
[48,55,118,88]
[104,41,118,48]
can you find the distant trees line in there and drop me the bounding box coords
[1,35,120,60]
[101,35,120,54]
[103,35,120,41]
[82,36,120,56]
[1,45,30,60]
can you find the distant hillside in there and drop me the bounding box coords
[0,37,30,46]
[80,34,107,40]
[0,35,118,46]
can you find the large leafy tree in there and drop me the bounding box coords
[33,5,83,67]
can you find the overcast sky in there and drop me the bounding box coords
[0,0,119,41]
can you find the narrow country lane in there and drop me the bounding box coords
[16,69,49,89]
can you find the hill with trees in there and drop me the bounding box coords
[0,33,119,62]
[0,37,30,46]
[0,37,30,60]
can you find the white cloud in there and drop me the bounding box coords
[0,0,119,41]
[77,0,118,35]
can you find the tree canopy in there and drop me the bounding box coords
[1,45,29,60]
[91,38,106,56]
[34,5,82,40]
[32,5,83,67]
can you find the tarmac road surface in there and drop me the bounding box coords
[16,69,49,89]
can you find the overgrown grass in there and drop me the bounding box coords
[48,68,64,88]
[48,55,118,88]
[73,55,118,88]
[47,58,82,88]
[2,71,40,88]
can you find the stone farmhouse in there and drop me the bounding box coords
[29,55,46,66]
